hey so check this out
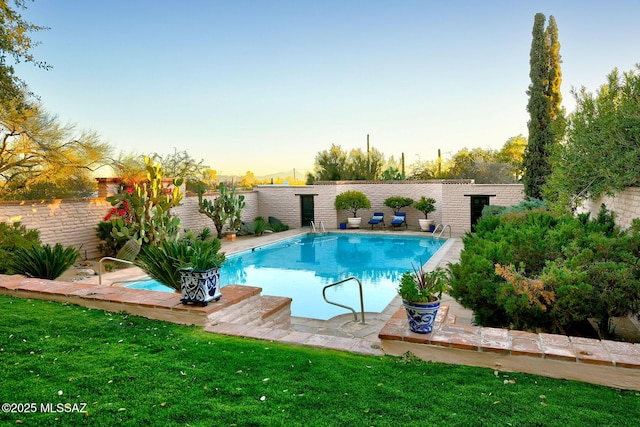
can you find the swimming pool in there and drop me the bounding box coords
[125,233,446,320]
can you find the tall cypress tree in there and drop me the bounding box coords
[546,16,566,141]
[523,13,562,200]
[546,16,562,120]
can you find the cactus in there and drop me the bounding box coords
[106,156,184,247]
[198,182,245,238]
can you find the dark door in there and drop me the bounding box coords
[470,195,490,232]
[300,195,315,227]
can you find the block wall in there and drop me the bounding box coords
[0,181,526,260]
[579,187,640,230]
[313,181,446,228]
[0,198,113,260]
[440,183,526,233]
[175,191,258,235]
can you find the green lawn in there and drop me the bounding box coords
[1,295,638,426]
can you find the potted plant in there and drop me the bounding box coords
[136,237,226,306]
[334,190,371,228]
[413,196,436,232]
[398,263,449,333]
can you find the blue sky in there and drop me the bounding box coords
[15,1,640,176]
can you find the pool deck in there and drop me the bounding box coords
[2,228,640,391]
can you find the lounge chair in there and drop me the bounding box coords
[390,212,407,229]
[368,212,385,229]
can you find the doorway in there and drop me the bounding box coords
[300,195,315,227]
[470,195,490,232]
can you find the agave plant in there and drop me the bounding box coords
[9,243,80,280]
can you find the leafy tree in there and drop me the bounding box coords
[497,134,527,181]
[239,171,255,189]
[544,66,640,209]
[151,148,208,192]
[408,158,441,180]
[523,13,563,199]
[311,144,347,181]
[310,143,386,181]
[0,102,112,199]
[111,152,148,183]
[0,0,50,108]
[343,147,385,180]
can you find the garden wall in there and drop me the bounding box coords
[0,198,113,260]
[0,180,525,260]
[579,187,640,230]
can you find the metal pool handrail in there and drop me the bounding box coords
[322,276,365,323]
[98,257,134,285]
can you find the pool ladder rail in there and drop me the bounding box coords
[98,257,134,285]
[431,223,452,239]
[310,220,326,234]
[322,276,365,323]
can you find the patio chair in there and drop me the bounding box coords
[368,212,385,229]
[390,212,407,229]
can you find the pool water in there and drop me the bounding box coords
[125,233,446,320]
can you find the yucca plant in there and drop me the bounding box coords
[9,243,80,280]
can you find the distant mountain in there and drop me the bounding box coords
[218,169,312,182]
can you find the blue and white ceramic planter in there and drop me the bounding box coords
[179,267,222,306]
[402,299,440,334]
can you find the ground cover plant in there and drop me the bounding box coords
[449,203,640,339]
[1,296,638,426]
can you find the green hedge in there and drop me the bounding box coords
[449,204,640,338]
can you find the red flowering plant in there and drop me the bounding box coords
[96,183,136,256]
[96,156,184,257]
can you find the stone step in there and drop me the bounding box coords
[206,287,292,330]
[257,295,292,329]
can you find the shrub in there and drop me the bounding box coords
[253,216,270,236]
[449,204,640,339]
[9,243,80,280]
[0,222,40,274]
[268,217,289,232]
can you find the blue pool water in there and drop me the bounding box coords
[126,233,446,320]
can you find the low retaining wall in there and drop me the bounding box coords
[380,306,640,391]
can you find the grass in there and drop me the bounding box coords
[0,295,638,426]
